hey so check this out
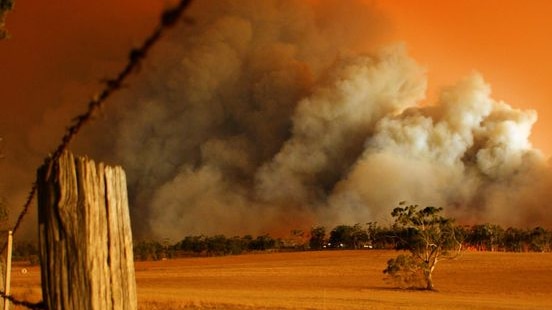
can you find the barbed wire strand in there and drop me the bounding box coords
[0,291,45,310]
[0,0,193,308]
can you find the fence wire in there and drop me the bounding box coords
[0,291,45,310]
[0,0,192,308]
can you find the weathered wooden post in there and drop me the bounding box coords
[3,231,12,310]
[37,151,137,310]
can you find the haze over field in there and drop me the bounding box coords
[2,1,552,240]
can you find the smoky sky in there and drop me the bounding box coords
[6,0,552,241]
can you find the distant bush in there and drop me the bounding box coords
[134,240,167,261]
[137,218,552,261]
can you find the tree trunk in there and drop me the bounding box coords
[425,271,433,290]
[424,265,435,290]
[37,151,137,310]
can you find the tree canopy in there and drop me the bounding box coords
[384,202,462,290]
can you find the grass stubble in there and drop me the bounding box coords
[7,250,552,309]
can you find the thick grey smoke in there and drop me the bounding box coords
[77,0,552,240]
[329,74,548,226]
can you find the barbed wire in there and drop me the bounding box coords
[0,0,193,308]
[1,0,192,255]
[0,290,45,310]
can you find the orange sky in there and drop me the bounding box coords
[0,0,168,236]
[1,0,551,153]
[376,0,552,155]
[1,0,552,237]
[0,0,551,174]
[2,0,550,155]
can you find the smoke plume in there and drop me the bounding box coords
[76,0,552,240]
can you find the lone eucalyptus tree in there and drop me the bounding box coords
[384,202,463,290]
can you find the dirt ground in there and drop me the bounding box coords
[8,250,552,309]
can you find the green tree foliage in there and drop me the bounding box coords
[204,235,251,256]
[328,225,352,248]
[164,233,280,259]
[529,227,551,252]
[384,202,462,290]
[467,224,504,251]
[135,221,552,261]
[504,227,528,252]
[133,240,166,261]
[328,224,369,249]
[179,235,207,254]
[351,223,369,249]
[249,234,276,251]
[383,254,426,288]
[366,222,398,249]
[309,226,326,250]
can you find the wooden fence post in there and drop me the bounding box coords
[37,151,137,310]
[3,231,12,310]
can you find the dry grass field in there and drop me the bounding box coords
[7,250,552,309]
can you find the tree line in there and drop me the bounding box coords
[7,221,552,262]
[133,221,552,261]
[134,234,282,260]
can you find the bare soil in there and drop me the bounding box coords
[8,250,552,309]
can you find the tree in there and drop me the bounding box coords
[383,202,462,290]
[328,225,354,248]
[226,236,248,255]
[367,223,398,249]
[504,227,528,252]
[365,222,379,248]
[309,226,326,250]
[350,223,369,249]
[133,240,164,261]
[205,235,229,256]
[529,227,551,252]
[248,234,276,251]
[468,223,504,251]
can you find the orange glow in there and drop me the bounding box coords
[0,0,164,127]
[1,0,551,154]
[1,0,552,237]
[375,0,552,155]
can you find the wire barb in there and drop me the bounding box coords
[0,0,193,285]
[0,289,45,310]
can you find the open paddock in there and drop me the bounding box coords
[8,250,552,309]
